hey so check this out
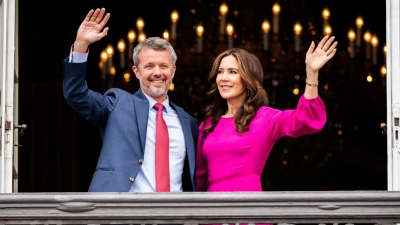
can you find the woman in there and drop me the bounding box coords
[196,36,337,192]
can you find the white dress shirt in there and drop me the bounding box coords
[129,94,186,192]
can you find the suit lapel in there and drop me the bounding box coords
[170,102,195,175]
[133,90,149,152]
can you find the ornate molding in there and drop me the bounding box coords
[0,191,399,224]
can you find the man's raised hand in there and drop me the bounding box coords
[74,8,110,53]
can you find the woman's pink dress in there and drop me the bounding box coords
[196,95,326,192]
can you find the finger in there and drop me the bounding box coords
[326,48,337,58]
[84,9,95,22]
[324,36,336,49]
[90,8,101,22]
[99,13,111,28]
[317,35,329,49]
[326,41,338,55]
[95,8,106,24]
[307,41,315,55]
[101,27,109,37]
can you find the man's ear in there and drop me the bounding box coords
[171,66,176,79]
[132,66,139,78]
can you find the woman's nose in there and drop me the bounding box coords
[221,72,229,81]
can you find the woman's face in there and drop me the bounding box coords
[216,55,246,104]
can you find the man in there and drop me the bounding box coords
[63,8,198,192]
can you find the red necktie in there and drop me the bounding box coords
[153,103,170,192]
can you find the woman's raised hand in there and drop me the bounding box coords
[305,36,338,73]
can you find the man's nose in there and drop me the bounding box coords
[154,66,162,74]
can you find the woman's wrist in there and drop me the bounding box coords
[305,79,318,87]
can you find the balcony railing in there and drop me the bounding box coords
[1,191,400,224]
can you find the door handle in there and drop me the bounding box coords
[14,124,27,136]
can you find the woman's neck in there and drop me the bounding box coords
[223,102,243,117]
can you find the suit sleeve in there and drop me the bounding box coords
[196,122,208,191]
[266,94,327,141]
[62,57,118,127]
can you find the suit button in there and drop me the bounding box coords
[129,177,134,182]
[138,159,143,164]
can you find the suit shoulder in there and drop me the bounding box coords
[103,88,136,101]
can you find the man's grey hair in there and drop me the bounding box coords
[132,37,177,67]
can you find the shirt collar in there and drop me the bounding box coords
[142,92,171,113]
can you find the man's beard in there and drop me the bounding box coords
[140,79,170,98]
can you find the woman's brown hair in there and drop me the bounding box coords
[202,48,269,137]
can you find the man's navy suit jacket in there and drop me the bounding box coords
[63,58,198,192]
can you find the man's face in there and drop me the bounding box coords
[132,48,176,103]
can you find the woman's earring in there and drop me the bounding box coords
[247,88,250,97]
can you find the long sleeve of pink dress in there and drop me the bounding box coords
[196,95,326,192]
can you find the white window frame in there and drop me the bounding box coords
[387,0,400,191]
